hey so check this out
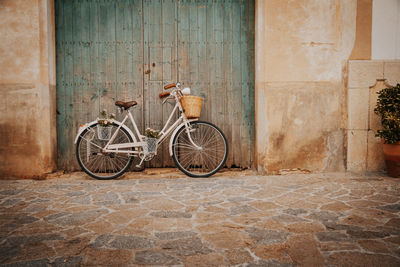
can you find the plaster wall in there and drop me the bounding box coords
[256,0,357,174]
[0,0,56,178]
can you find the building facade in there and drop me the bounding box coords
[0,0,399,178]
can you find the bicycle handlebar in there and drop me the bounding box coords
[161,82,183,100]
[159,91,171,99]
[164,83,176,90]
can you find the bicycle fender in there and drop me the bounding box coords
[74,120,136,144]
[168,119,198,156]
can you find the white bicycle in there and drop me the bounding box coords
[74,82,228,179]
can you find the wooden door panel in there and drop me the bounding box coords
[176,0,255,168]
[56,0,254,170]
[56,0,145,170]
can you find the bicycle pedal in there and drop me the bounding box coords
[136,157,145,168]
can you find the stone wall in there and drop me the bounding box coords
[0,0,56,178]
[255,0,357,174]
[347,60,400,173]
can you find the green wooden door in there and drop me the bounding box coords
[56,0,254,170]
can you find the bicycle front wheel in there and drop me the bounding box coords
[172,121,228,177]
[76,123,134,180]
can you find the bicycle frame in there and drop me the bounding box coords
[74,95,199,157]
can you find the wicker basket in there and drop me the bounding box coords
[181,96,203,119]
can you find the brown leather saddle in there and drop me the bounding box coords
[115,101,137,110]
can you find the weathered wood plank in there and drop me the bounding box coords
[189,1,199,85]
[248,0,256,167]
[214,0,225,144]
[88,0,101,125]
[205,0,216,126]
[143,0,151,152]
[97,0,112,120]
[231,0,242,166]
[131,0,144,135]
[144,0,163,167]
[161,0,177,167]
[61,0,74,170]
[240,0,250,167]
[81,0,91,123]
[55,0,66,169]
[148,0,162,82]
[72,0,82,142]
[178,0,190,85]
[153,0,164,167]
[116,0,132,102]
[197,0,208,121]
[106,0,117,117]
[223,0,233,167]
[116,0,137,135]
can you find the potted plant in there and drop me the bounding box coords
[374,83,400,177]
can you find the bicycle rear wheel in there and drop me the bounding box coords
[172,121,228,177]
[76,123,134,180]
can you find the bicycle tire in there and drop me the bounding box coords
[76,123,134,180]
[172,121,228,178]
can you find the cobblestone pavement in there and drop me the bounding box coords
[0,171,400,266]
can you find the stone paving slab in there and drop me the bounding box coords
[0,171,399,266]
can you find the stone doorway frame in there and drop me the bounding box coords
[47,0,261,172]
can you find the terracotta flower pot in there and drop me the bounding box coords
[382,141,400,178]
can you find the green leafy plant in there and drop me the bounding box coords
[374,83,400,144]
[145,128,159,139]
[97,109,115,127]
